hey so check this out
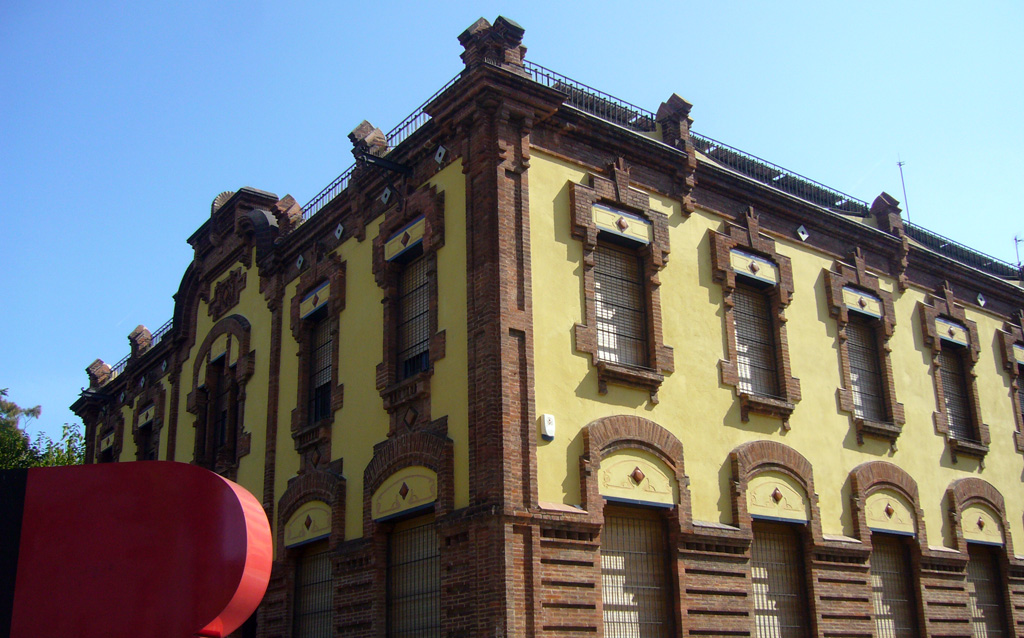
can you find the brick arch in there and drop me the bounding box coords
[947,477,1015,556]
[849,461,928,546]
[362,430,454,537]
[276,464,346,553]
[580,415,691,530]
[728,440,822,541]
[189,313,254,390]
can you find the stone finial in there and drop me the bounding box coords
[211,191,235,216]
[86,359,112,389]
[349,120,388,158]
[870,192,904,236]
[656,93,694,149]
[128,325,153,358]
[458,16,527,72]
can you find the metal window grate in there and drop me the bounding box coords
[939,346,975,441]
[309,314,332,424]
[138,421,158,461]
[595,243,648,368]
[847,320,887,422]
[601,508,670,637]
[966,544,1008,637]
[294,544,333,638]
[751,521,808,638]
[397,256,430,380]
[388,517,440,638]
[1018,365,1024,431]
[213,363,231,449]
[734,286,780,398]
[870,534,919,637]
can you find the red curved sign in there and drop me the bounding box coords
[7,462,271,637]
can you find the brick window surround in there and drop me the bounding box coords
[131,380,166,462]
[997,315,1024,453]
[919,285,988,462]
[824,254,905,446]
[289,252,346,473]
[372,185,446,434]
[185,314,254,480]
[570,159,673,403]
[711,210,801,427]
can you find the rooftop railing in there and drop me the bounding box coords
[151,318,174,347]
[904,222,1021,279]
[523,61,657,132]
[302,71,463,222]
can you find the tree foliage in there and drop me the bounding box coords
[1,388,85,469]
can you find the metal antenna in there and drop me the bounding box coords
[1015,235,1023,271]
[897,156,910,222]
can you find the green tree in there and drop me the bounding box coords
[1,388,84,469]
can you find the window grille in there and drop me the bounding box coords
[594,243,648,368]
[601,507,670,637]
[734,286,780,398]
[966,544,1008,637]
[387,516,440,638]
[308,313,332,424]
[293,543,333,638]
[870,534,918,637]
[138,421,157,461]
[939,346,975,441]
[213,363,231,449]
[397,256,430,380]
[847,319,887,422]
[751,521,808,638]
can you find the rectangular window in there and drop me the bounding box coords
[212,361,231,449]
[594,242,648,368]
[601,507,670,637]
[138,421,157,461]
[397,254,431,380]
[966,544,1008,637]
[308,312,332,424]
[870,534,918,637]
[751,521,808,638]
[847,319,887,422]
[939,345,975,442]
[387,516,440,638]
[293,543,333,638]
[734,285,780,398]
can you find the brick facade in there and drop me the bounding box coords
[70,15,1024,638]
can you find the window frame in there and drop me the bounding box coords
[997,319,1024,454]
[372,186,446,435]
[965,543,1011,637]
[919,285,988,462]
[292,541,334,638]
[570,161,673,402]
[711,211,801,427]
[289,253,346,472]
[824,256,904,445]
[386,514,441,638]
[750,519,811,638]
[600,504,674,638]
[593,239,650,369]
[869,533,920,638]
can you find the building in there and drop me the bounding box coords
[72,16,1024,638]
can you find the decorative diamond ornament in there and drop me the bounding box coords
[796,225,810,241]
[401,232,411,246]
[884,503,895,518]
[977,293,986,307]
[771,488,784,503]
[304,515,313,530]
[749,262,760,274]
[399,482,410,499]
[335,223,344,240]
[161,360,168,373]
[296,255,305,269]
[434,146,447,164]
[630,467,645,484]
[977,516,985,530]
[616,217,629,231]
[858,297,868,308]
[119,392,125,403]
[948,326,956,337]
[380,187,392,204]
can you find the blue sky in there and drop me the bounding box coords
[2,1,1022,439]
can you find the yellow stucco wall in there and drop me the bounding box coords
[528,150,1023,550]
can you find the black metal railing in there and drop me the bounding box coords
[524,61,657,132]
[689,133,871,217]
[904,222,1021,279]
[302,71,462,222]
[151,318,173,346]
[109,353,129,381]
